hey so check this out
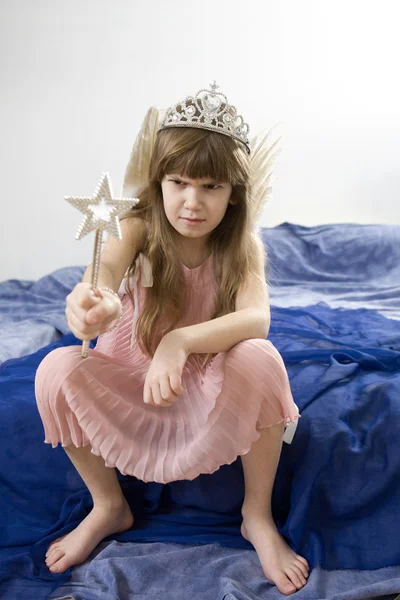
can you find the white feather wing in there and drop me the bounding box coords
[248,123,283,227]
[120,106,166,198]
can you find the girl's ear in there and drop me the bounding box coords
[229,196,237,205]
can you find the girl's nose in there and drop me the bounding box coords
[183,187,202,209]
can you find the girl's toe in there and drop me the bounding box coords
[291,564,307,585]
[46,545,61,558]
[47,548,65,568]
[296,554,310,569]
[46,537,64,557]
[295,557,310,578]
[285,567,304,590]
[275,573,297,595]
[50,556,70,574]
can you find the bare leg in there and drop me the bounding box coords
[241,422,310,595]
[45,444,134,574]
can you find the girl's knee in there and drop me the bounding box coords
[35,346,86,446]
[36,345,79,376]
[228,338,288,378]
[35,346,82,403]
[232,338,280,361]
[235,338,271,351]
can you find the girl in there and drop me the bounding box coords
[35,82,309,595]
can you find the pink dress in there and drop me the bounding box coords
[35,253,300,484]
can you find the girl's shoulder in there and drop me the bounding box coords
[101,216,147,289]
[120,216,148,246]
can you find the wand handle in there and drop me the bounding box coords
[65,172,138,359]
[82,229,103,359]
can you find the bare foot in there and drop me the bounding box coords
[45,499,134,574]
[241,515,310,595]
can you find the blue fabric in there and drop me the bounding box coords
[0,266,84,364]
[263,222,400,321]
[48,541,400,600]
[1,222,400,599]
[1,303,400,599]
[1,223,399,367]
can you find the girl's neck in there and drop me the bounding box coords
[178,238,210,269]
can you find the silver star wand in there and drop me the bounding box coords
[65,172,139,358]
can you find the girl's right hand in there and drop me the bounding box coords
[65,282,122,341]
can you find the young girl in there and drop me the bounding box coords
[35,82,309,595]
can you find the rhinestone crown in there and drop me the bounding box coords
[158,81,250,153]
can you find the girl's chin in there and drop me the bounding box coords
[173,227,210,242]
[179,230,207,239]
[175,222,208,236]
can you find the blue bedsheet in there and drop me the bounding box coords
[48,541,400,600]
[1,223,399,599]
[0,267,80,364]
[264,223,400,321]
[1,223,399,366]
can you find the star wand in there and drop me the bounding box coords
[65,172,139,358]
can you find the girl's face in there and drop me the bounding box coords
[160,173,233,244]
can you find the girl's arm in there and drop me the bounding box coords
[144,239,269,407]
[171,238,271,355]
[82,216,146,291]
[65,216,147,340]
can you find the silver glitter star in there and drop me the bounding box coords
[65,172,139,240]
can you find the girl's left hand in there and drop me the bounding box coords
[143,331,188,408]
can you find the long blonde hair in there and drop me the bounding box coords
[122,126,264,362]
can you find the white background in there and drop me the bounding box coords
[0,0,399,280]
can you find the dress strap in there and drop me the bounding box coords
[282,418,299,444]
[138,252,153,287]
[130,253,153,349]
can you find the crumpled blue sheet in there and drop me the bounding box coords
[1,222,400,599]
[1,301,399,599]
[0,267,82,364]
[1,223,399,366]
[48,541,400,600]
[263,222,400,321]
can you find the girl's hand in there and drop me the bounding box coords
[144,331,188,408]
[65,282,121,341]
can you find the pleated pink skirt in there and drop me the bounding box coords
[35,334,300,484]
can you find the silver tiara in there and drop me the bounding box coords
[158,81,250,153]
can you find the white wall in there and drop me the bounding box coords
[0,0,399,281]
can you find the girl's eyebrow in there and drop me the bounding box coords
[168,174,221,184]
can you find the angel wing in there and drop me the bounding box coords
[120,106,166,198]
[248,123,283,228]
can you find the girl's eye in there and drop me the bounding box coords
[171,180,220,190]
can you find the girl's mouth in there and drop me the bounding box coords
[181,217,204,224]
